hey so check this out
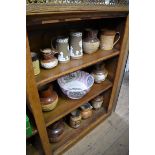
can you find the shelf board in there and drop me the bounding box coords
[51,107,110,155]
[43,79,112,127]
[27,5,128,16]
[35,49,119,87]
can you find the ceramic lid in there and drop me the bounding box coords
[71,109,81,117]
[80,103,93,110]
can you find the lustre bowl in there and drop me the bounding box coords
[57,70,94,99]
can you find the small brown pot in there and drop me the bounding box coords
[39,85,58,111]
[47,120,65,143]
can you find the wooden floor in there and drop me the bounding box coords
[64,72,129,155]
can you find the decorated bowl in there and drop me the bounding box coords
[57,70,94,99]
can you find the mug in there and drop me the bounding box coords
[56,37,70,63]
[100,30,120,50]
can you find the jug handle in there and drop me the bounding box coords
[113,32,120,46]
[51,39,58,54]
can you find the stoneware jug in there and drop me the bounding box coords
[39,85,58,112]
[40,44,58,69]
[83,29,100,54]
[70,32,83,59]
[100,30,120,50]
[56,37,70,63]
[91,62,108,84]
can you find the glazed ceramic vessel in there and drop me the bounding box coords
[91,63,108,83]
[80,103,93,119]
[47,120,65,143]
[39,85,58,111]
[70,32,83,59]
[57,70,94,99]
[40,47,58,69]
[70,109,82,129]
[31,52,40,75]
[91,95,104,110]
[100,30,120,50]
[56,37,70,63]
[83,29,100,54]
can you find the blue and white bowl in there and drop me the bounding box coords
[57,71,94,99]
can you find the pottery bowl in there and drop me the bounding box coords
[57,71,94,99]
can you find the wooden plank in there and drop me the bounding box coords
[36,49,119,87]
[43,79,112,127]
[51,108,109,155]
[26,5,128,15]
[26,34,51,155]
[113,42,129,111]
[108,16,129,112]
[27,12,127,26]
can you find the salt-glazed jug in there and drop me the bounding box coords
[40,48,58,69]
[83,29,100,54]
[100,30,120,50]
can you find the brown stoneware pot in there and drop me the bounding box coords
[47,119,65,143]
[39,85,58,112]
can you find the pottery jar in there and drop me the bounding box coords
[40,46,58,69]
[31,52,40,76]
[56,37,70,63]
[47,119,65,143]
[70,109,82,129]
[80,103,93,119]
[39,85,58,112]
[70,32,83,59]
[100,30,120,50]
[83,29,100,54]
[91,95,104,110]
[91,63,108,83]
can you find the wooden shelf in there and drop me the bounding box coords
[35,49,119,87]
[43,79,112,127]
[27,5,128,16]
[51,107,110,155]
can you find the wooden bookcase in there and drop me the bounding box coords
[26,5,129,155]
